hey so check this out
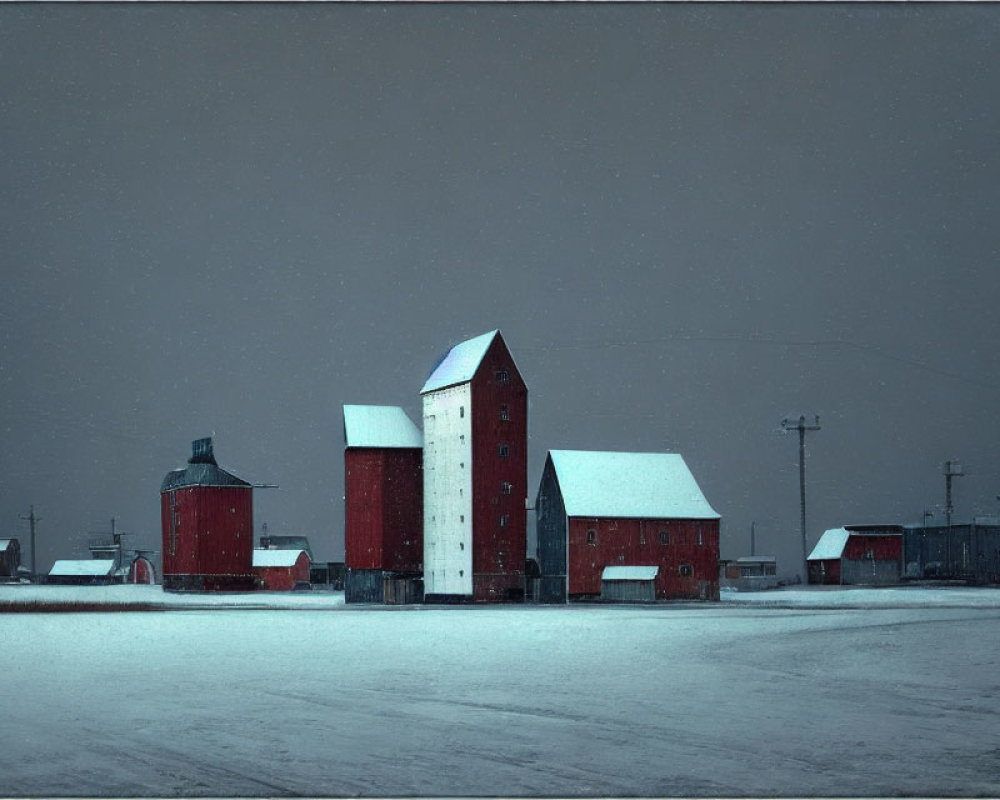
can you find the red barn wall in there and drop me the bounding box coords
[470,334,528,601]
[255,552,311,591]
[345,448,422,573]
[567,517,720,600]
[843,534,902,561]
[160,486,253,586]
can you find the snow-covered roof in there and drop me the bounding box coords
[343,405,422,449]
[807,528,850,561]
[253,549,308,568]
[48,560,116,577]
[420,330,499,394]
[160,462,251,493]
[0,539,14,550]
[601,565,659,581]
[548,450,720,520]
[735,556,776,563]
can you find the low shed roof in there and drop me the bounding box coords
[420,330,499,394]
[602,565,659,581]
[807,528,850,561]
[343,405,422,449]
[253,549,308,568]
[549,450,720,520]
[49,559,116,577]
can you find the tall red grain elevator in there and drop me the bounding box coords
[160,437,256,592]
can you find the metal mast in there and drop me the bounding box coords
[782,415,821,582]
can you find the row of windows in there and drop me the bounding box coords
[586,529,706,546]
[458,403,510,420]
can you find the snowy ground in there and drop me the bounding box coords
[2,585,999,797]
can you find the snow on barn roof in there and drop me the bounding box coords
[343,405,422,449]
[548,450,720,520]
[0,539,13,550]
[253,549,308,568]
[807,528,850,561]
[602,565,659,581]
[420,330,499,394]
[48,560,116,577]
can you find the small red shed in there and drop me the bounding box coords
[160,438,255,592]
[535,450,721,602]
[343,405,423,603]
[127,553,157,585]
[253,548,310,591]
[808,525,903,585]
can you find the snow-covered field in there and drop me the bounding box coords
[2,585,999,797]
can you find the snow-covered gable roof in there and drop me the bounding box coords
[253,549,308,568]
[420,330,499,394]
[807,528,850,561]
[602,565,659,581]
[549,450,720,520]
[48,560,116,577]
[343,405,422,449]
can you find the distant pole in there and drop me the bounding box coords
[18,506,40,582]
[944,460,964,528]
[782,415,821,582]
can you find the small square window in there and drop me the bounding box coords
[659,530,670,545]
[501,481,512,495]
[500,404,509,421]
[499,515,508,528]
[498,444,509,458]
[587,529,597,546]
[495,370,510,385]
[679,563,693,577]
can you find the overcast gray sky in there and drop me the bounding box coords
[2,3,998,577]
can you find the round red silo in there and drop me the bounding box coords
[160,438,256,592]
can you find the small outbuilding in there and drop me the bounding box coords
[47,559,117,585]
[903,516,1000,583]
[721,556,780,591]
[535,450,721,603]
[808,525,903,585]
[601,565,659,603]
[0,538,21,579]
[252,548,311,591]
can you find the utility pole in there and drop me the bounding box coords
[18,506,40,583]
[944,460,964,528]
[782,414,821,582]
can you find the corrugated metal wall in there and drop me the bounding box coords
[601,579,656,603]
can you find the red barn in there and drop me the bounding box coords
[808,525,903,585]
[421,330,527,603]
[535,450,721,602]
[253,548,311,591]
[343,405,423,603]
[159,438,255,592]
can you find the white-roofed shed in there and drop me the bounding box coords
[253,549,308,568]
[808,528,850,561]
[343,405,422,449]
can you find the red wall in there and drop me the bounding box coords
[470,334,528,601]
[567,517,720,600]
[128,556,156,584]
[843,534,902,561]
[160,486,253,585]
[255,552,311,591]
[345,448,422,572]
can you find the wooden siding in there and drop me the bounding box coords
[345,447,422,573]
[808,559,841,585]
[567,517,720,600]
[843,534,902,561]
[159,485,255,591]
[469,333,527,602]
